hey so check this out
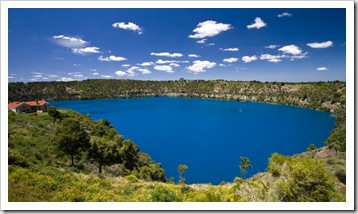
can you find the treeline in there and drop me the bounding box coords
[8,79,347,152]
[8,108,166,182]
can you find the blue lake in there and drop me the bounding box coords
[51,97,335,184]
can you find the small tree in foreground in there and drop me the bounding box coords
[177,164,188,184]
[239,156,252,179]
[52,118,90,166]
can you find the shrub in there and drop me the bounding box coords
[148,186,182,202]
[125,175,139,183]
[335,169,346,184]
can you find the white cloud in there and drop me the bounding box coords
[219,64,227,67]
[220,47,239,51]
[307,41,333,48]
[188,54,200,58]
[109,55,127,61]
[186,60,216,74]
[154,65,173,73]
[98,55,110,61]
[48,74,59,78]
[73,64,81,67]
[260,54,283,63]
[101,75,113,78]
[98,55,127,61]
[223,57,239,63]
[242,55,258,63]
[207,43,215,46]
[72,47,101,55]
[278,12,292,18]
[317,67,329,71]
[52,35,88,48]
[115,71,127,76]
[92,72,99,75]
[197,39,207,44]
[151,52,183,57]
[169,63,180,67]
[139,62,154,66]
[122,64,131,67]
[265,45,280,49]
[138,68,151,74]
[278,45,302,55]
[58,77,75,82]
[68,72,84,77]
[189,20,232,39]
[112,22,143,34]
[247,17,267,29]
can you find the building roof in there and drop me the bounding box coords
[8,100,48,109]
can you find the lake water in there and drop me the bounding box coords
[51,97,335,184]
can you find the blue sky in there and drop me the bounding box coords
[8,8,346,82]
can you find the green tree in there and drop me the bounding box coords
[177,164,188,184]
[52,118,90,166]
[88,136,120,173]
[306,143,317,151]
[48,106,62,123]
[239,156,252,179]
[119,139,140,171]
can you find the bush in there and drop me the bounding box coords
[148,186,182,202]
[335,169,346,184]
[125,175,139,183]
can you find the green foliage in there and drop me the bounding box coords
[48,106,62,123]
[306,143,317,151]
[52,118,90,166]
[268,154,336,202]
[148,186,182,202]
[239,156,252,178]
[124,175,139,183]
[88,136,120,173]
[335,169,346,184]
[177,164,188,184]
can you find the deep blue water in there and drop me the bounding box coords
[51,97,335,184]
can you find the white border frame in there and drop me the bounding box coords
[1,1,354,211]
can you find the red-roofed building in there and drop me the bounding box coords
[8,100,49,113]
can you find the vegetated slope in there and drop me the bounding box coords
[8,110,346,202]
[8,79,346,202]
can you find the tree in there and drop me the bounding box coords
[88,136,119,173]
[52,118,90,166]
[177,164,188,184]
[239,156,252,179]
[306,144,317,151]
[48,106,62,123]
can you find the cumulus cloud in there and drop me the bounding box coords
[307,41,333,48]
[115,71,127,76]
[186,60,216,74]
[169,63,180,67]
[112,22,143,34]
[189,20,232,39]
[156,59,188,64]
[242,55,258,63]
[188,54,200,58]
[98,55,127,61]
[260,54,283,63]
[92,72,99,75]
[154,65,174,73]
[72,47,101,55]
[278,45,302,55]
[247,17,267,29]
[277,12,292,18]
[197,39,207,44]
[223,57,239,63]
[68,72,84,77]
[109,55,127,61]
[101,75,113,78]
[58,77,75,82]
[139,62,154,66]
[220,47,239,51]
[122,64,131,67]
[52,35,88,48]
[151,52,183,57]
[207,43,215,46]
[317,67,329,71]
[265,45,280,49]
[138,68,151,74]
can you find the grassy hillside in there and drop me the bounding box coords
[8,108,346,202]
